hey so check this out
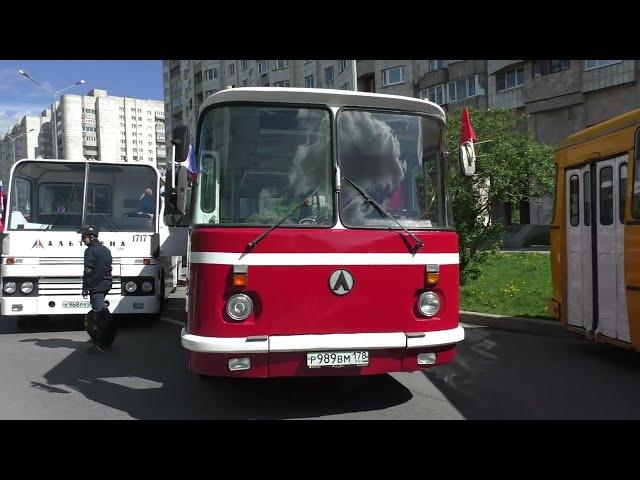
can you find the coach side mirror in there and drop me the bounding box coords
[171,126,190,164]
[459,140,476,177]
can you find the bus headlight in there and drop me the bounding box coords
[125,281,138,293]
[141,281,153,293]
[20,282,34,294]
[3,281,16,294]
[418,291,441,317]
[226,294,253,321]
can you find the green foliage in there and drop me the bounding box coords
[445,108,555,284]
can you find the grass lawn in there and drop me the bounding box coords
[460,252,552,319]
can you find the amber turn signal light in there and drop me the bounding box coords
[425,264,440,286]
[232,264,248,287]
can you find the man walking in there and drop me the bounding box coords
[80,226,116,350]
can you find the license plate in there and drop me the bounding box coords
[307,351,369,368]
[62,301,91,309]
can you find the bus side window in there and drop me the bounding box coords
[600,166,613,226]
[620,163,627,224]
[569,175,579,226]
[584,171,590,226]
[633,128,640,219]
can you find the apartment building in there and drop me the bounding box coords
[0,110,51,190]
[56,88,166,168]
[0,89,167,189]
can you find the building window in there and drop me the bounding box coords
[120,147,126,153]
[131,108,136,113]
[137,109,142,113]
[533,60,570,77]
[121,155,127,161]
[447,76,477,102]
[241,60,248,71]
[420,84,445,105]
[273,80,291,87]
[131,124,137,129]
[205,68,218,80]
[119,107,124,112]
[324,66,335,84]
[382,66,406,86]
[305,74,314,88]
[585,60,622,70]
[496,66,524,92]
[258,61,269,75]
[426,60,445,72]
[272,60,288,70]
[338,60,348,73]
[229,63,235,76]
[119,115,124,120]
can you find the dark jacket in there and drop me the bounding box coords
[136,195,155,214]
[83,239,113,293]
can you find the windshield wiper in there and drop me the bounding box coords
[342,176,423,254]
[246,187,321,251]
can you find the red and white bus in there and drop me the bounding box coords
[165,87,472,378]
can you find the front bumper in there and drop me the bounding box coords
[181,326,465,353]
[182,326,465,377]
[1,294,160,316]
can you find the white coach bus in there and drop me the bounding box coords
[1,159,187,320]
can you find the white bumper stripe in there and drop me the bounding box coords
[180,325,464,354]
[190,252,459,266]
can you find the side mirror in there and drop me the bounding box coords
[171,125,190,164]
[459,140,476,177]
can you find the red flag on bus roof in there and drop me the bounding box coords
[459,107,477,145]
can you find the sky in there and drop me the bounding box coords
[0,60,163,134]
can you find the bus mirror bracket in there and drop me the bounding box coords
[459,140,476,177]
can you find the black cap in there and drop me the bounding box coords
[80,226,99,238]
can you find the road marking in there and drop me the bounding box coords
[160,317,185,326]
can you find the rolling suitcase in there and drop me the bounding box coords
[85,306,117,349]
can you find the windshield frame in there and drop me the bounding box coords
[335,106,452,231]
[7,160,160,233]
[192,101,337,229]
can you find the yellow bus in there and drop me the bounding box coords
[550,108,640,350]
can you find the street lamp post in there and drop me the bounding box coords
[4,129,34,164]
[17,69,85,159]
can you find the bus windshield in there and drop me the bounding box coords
[8,161,158,232]
[337,109,447,229]
[194,105,333,226]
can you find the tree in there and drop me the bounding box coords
[444,108,555,284]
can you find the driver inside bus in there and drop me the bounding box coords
[136,188,155,216]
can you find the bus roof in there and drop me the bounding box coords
[557,107,640,151]
[12,158,159,173]
[199,87,446,122]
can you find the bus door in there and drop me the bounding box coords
[566,166,592,329]
[595,155,629,341]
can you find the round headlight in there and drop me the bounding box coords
[20,282,34,294]
[125,281,138,293]
[141,281,153,293]
[226,294,253,321]
[3,281,17,294]
[418,291,441,317]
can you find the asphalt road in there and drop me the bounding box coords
[1,289,640,419]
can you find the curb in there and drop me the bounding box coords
[460,310,565,336]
